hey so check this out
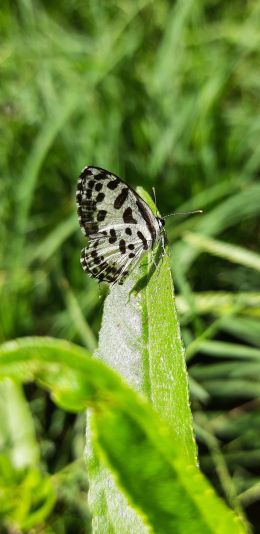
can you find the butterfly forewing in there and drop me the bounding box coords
[76,166,161,284]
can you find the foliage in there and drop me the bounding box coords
[0,0,260,531]
[0,337,245,533]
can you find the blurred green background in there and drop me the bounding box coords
[1,1,260,532]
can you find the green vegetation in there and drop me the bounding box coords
[0,1,259,532]
[0,337,245,533]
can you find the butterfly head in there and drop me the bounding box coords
[157,217,165,231]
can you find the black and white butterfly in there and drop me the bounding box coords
[76,166,166,285]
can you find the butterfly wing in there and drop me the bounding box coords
[80,231,146,285]
[76,166,160,284]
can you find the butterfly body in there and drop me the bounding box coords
[76,166,165,285]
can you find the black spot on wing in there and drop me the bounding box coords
[123,207,137,224]
[119,239,126,254]
[107,178,120,190]
[80,167,94,179]
[136,199,157,244]
[94,256,103,264]
[96,172,108,180]
[109,229,117,244]
[114,187,129,209]
[95,182,103,192]
[96,192,105,203]
[76,191,82,203]
[97,210,107,221]
[80,219,99,235]
[137,230,148,250]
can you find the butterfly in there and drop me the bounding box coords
[76,166,166,285]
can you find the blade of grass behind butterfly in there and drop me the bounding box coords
[13,94,79,270]
[221,316,260,347]
[0,379,39,468]
[88,187,197,533]
[175,291,260,319]
[173,183,260,274]
[183,233,260,273]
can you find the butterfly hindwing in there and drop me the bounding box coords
[76,166,161,284]
[80,230,145,285]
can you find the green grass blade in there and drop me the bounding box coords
[196,340,260,360]
[200,380,260,399]
[221,317,260,347]
[0,380,39,468]
[62,281,97,351]
[184,233,260,272]
[174,184,260,272]
[176,292,260,318]
[27,214,78,265]
[192,361,260,380]
[15,95,79,263]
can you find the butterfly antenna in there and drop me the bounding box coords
[164,209,203,218]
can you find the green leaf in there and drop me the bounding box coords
[92,187,197,531]
[99,187,197,456]
[0,336,246,533]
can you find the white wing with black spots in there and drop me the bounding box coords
[76,166,164,285]
[80,227,147,285]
